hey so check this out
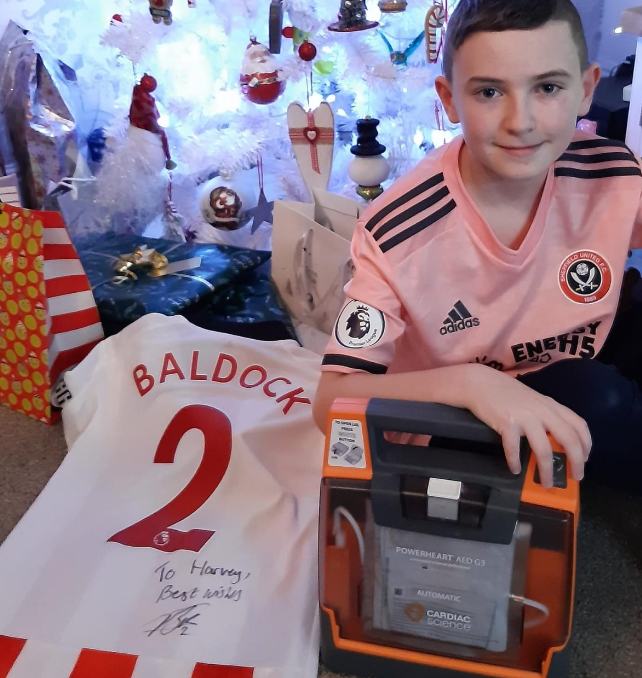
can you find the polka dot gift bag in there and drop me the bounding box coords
[0,203,103,424]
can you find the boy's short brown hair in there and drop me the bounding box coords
[442,0,589,81]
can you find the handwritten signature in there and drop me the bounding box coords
[144,603,210,637]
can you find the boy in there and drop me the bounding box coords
[313,0,642,491]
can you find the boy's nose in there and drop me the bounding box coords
[504,96,535,134]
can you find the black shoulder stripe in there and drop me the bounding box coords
[566,139,639,165]
[380,199,457,254]
[567,139,629,151]
[364,172,444,233]
[322,354,388,374]
[554,166,642,179]
[558,151,635,165]
[372,185,450,242]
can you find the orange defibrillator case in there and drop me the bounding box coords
[319,398,579,678]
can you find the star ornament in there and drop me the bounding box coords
[247,189,274,233]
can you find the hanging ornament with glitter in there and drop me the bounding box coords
[378,28,424,67]
[379,0,407,11]
[348,117,390,201]
[288,102,335,192]
[328,0,379,32]
[129,74,176,170]
[240,38,286,105]
[425,0,447,63]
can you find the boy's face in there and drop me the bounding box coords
[436,21,601,188]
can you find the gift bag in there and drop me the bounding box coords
[0,203,103,423]
[271,189,360,349]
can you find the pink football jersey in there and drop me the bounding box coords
[323,132,642,378]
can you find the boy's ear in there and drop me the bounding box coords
[435,75,461,125]
[578,63,601,117]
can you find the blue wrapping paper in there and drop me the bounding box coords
[186,262,297,342]
[79,234,270,337]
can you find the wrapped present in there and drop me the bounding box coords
[0,203,103,424]
[187,261,298,342]
[78,234,270,337]
[0,21,82,210]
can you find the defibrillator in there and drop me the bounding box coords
[320,398,578,678]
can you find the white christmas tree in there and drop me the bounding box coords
[1,0,459,244]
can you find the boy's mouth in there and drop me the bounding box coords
[496,143,543,157]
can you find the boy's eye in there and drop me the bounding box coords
[540,83,560,94]
[478,88,499,99]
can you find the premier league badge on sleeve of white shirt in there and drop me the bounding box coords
[335,299,386,349]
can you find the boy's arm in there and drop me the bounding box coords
[313,364,591,490]
[318,213,590,488]
[633,214,642,250]
[632,160,642,249]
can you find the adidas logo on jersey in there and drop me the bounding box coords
[440,301,480,335]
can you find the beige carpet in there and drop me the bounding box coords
[2,404,642,677]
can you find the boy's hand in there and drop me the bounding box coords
[464,365,592,488]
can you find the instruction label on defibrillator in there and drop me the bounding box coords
[328,419,366,468]
[371,523,532,651]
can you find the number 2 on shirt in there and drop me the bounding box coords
[108,404,232,553]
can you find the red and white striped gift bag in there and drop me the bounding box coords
[0,636,280,678]
[0,203,103,423]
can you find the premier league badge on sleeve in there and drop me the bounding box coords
[559,250,612,304]
[335,299,386,349]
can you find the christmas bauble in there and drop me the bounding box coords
[239,38,286,105]
[298,40,317,62]
[199,174,258,230]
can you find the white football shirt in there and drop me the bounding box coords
[0,314,324,678]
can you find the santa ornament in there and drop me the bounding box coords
[199,173,258,231]
[239,38,286,105]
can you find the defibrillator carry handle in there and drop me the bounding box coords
[366,398,529,544]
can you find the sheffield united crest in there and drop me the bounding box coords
[559,250,612,304]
